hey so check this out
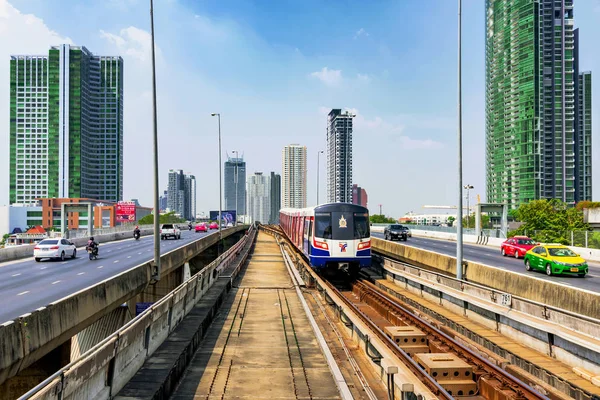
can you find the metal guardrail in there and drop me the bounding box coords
[19,224,256,400]
[62,224,155,239]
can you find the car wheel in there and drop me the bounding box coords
[60,251,65,261]
[545,263,553,276]
[525,259,531,271]
[578,273,586,278]
[501,248,506,256]
[35,258,41,262]
[514,250,520,259]
[72,249,77,259]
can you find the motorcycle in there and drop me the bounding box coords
[188,224,192,231]
[86,245,99,260]
[134,231,140,240]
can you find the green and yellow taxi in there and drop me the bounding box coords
[523,244,588,277]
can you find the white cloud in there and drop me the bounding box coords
[310,67,342,86]
[100,26,160,62]
[354,28,369,39]
[339,108,443,150]
[357,73,371,83]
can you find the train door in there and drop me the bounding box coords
[303,218,310,255]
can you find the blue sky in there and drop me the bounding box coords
[1,0,599,217]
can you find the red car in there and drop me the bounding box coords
[500,236,537,258]
[195,223,208,233]
[209,222,219,230]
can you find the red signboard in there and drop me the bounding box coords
[116,201,136,222]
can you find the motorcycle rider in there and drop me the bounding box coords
[188,222,192,231]
[134,225,141,239]
[86,236,99,255]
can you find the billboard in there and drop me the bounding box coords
[116,201,136,222]
[209,210,237,225]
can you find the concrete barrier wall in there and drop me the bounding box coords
[0,226,247,389]
[372,237,600,320]
[373,226,600,262]
[0,228,154,263]
[23,226,255,400]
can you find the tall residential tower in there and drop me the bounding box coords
[247,172,270,224]
[9,45,123,204]
[327,109,354,203]
[485,0,592,208]
[281,144,307,208]
[167,169,195,220]
[224,155,247,215]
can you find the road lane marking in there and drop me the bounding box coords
[98,266,104,269]
[138,252,142,255]
[51,280,61,285]
[11,273,21,277]
[77,272,85,275]
[62,262,68,264]
[114,260,119,263]
[107,250,112,253]
[40,266,47,270]
[127,256,131,259]
[17,291,29,296]
[117,247,122,250]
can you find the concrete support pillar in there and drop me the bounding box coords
[0,338,71,400]
[87,202,93,236]
[501,203,508,237]
[183,262,191,282]
[475,204,481,234]
[61,202,67,238]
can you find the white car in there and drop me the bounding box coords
[34,238,77,262]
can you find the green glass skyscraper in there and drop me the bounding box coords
[485,0,592,209]
[9,45,123,204]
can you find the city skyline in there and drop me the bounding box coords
[1,1,599,217]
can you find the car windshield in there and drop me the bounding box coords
[389,225,403,230]
[39,239,58,245]
[517,239,535,245]
[548,248,577,257]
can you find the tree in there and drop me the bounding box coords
[369,214,396,224]
[138,212,185,225]
[0,233,9,246]
[508,199,589,244]
[447,216,456,226]
[462,214,490,229]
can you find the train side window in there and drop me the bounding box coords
[315,212,332,239]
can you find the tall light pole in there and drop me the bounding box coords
[149,0,160,281]
[456,0,464,280]
[233,150,239,225]
[317,150,323,205]
[464,184,473,229]
[379,204,382,216]
[211,113,222,246]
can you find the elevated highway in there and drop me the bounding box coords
[0,226,246,396]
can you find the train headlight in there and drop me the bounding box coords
[314,240,329,250]
[357,241,371,250]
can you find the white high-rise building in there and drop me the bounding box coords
[247,172,270,224]
[281,144,307,209]
[327,109,354,203]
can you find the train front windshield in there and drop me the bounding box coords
[314,212,370,240]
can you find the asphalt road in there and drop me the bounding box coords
[372,233,600,293]
[0,229,218,324]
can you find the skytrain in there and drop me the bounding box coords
[280,203,371,275]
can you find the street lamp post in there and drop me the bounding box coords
[456,0,464,280]
[149,0,161,281]
[211,113,222,246]
[317,150,323,205]
[464,184,474,229]
[233,150,239,225]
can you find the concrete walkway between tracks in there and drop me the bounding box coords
[170,232,342,400]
